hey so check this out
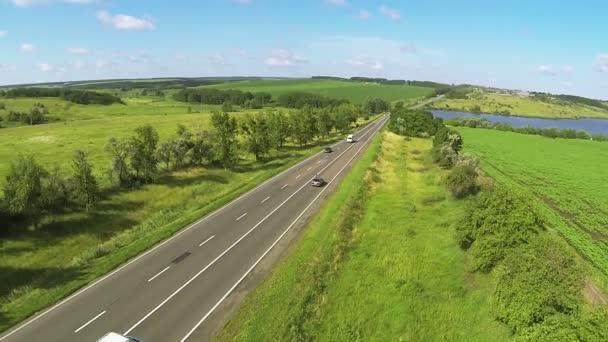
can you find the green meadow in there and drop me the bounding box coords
[456,127,608,278]
[205,79,434,104]
[218,133,509,341]
[433,93,608,119]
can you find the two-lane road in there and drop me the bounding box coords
[0,114,390,342]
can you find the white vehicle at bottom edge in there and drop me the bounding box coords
[97,332,142,342]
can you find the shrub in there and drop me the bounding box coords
[445,164,479,199]
[494,237,584,332]
[455,187,544,271]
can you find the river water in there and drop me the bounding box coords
[431,110,608,136]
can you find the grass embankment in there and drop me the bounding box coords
[0,115,376,334]
[205,79,434,104]
[218,133,509,341]
[433,93,608,119]
[456,127,608,280]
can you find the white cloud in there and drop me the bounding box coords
[96,59,108,69]
[595,54,608,72]
[66,47,89,55]
[346,57,383,71]
[379,5,400,22]
[0,31,6,38]
[12,0,36,7]
[11,0,96,6]
[19,43,35,53]
[264,49,307,67]
[534,65,574,76]
[97,11,155,31]
[354,9,370,21]
[325,0,347,6]
[38,63,54,72]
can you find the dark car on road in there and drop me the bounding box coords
[324,147,333,153]
[311,175,325,187]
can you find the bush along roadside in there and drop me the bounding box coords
[389,109,608,339]
[457,187,608,340]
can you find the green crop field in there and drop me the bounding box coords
[205,79,434,104]
[456,127,608,277]
[218,133,510,341]
[433,93,608,119]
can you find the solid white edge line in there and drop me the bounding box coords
[147,266,171,283]
[198,235,215,247]
[236,213,247,221]
[261,197,270,204]
[74,311,106,333]
[0,115,384,342]
[180,116,385,342]
[124,117,386,336]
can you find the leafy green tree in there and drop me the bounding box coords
[316,109,333,138]
[156,140,173,171]
[104,137,131,186]
[191,130,215,165]
[393,101,404,111]
[289,109,315,146]
[43,165,70,213]
[211,111,239,167]
[71,150,99,212]
[129,125,159,182]
[268,111,290,150]
[171,124,193,168]
[241,115,271,161]
[3,155,47,227]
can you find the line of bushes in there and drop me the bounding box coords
[446,117,608,141]
[456,186,608,339]
[0,88,124,105]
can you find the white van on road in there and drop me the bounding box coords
[97,332,142,342]
[346,134,354,143]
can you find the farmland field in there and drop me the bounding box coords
[218,132,510,341]
[205,79,435,104]
[433,93,608,119]
[456,127,608,277]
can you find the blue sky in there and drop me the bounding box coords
[1,0,607,99]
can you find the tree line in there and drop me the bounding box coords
[1,106,363,233]
[173,88,272,108]
[0,88,124,105]
[3,103,49,126]
[446,117,608,141]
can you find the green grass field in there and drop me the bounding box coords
[205,79,435,104]
[218,133,510,341]
[456,127,608,278]
[433,93,608,119]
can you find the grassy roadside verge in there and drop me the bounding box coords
[0,116,380,334]
[217,132,510,341]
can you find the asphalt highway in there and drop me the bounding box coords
[0,114,389,342]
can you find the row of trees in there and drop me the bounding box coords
[446,117,608,141]
[362,97,390,114]
[0,88,124,105]
[1,151,100,229]
[1,105,364,232]
[4,103,49,125]
[173,88,271,107]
